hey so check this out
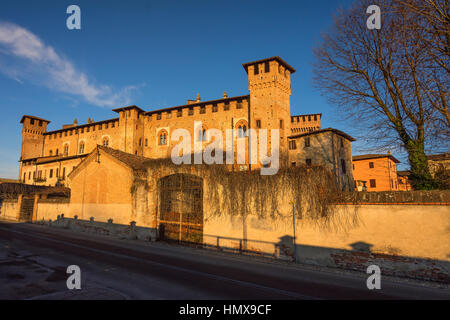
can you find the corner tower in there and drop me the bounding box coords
[20,115,50,161]
[242,56,295,168]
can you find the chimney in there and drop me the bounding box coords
[196,93,201,102]
[73,118,78,125]
[223,91,228,99]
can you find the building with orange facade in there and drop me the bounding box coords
[18,57,355,191]
[352,153,400,192]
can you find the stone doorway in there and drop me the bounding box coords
[158,174,203,243]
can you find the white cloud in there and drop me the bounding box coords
[0,22,140,107]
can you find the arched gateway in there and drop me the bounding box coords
[158,174,203,243]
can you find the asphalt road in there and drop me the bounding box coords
[0,221,448,300]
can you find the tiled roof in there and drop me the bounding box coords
[98,146,149,170]
[20,115,51,124]
[352,154,400,163]
[242,56,296,74]
[288,128,355,142]
[427,153,450,161]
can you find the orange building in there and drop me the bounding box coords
[352,153,400,192]
[18,57,355,190]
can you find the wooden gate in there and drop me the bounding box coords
[158,174,203,243]
[19,197,34,222]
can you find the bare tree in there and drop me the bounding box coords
[313,0,449,189]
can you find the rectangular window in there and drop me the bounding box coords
[340,138,344,148]
[188,108,193,116]
[64,131,67,136]
[264,61,270,73]
[112,122,115,128]
[370,179,376,188]
[200,106,206,114]
[224,102,230,111]
[314,115,317,121]
[166,112,172,119]
[177,109,182,117]
[280,119,284,129]
[50,169,53,178]
[341,159,346,174]
[145,139,148,147]
[39,120,43,127]
[304,137,310,148]
[30,119,35,125]
[291,162,296,167]
[369,162,374,168]
[56,168,59,178]
[62,168,66,179]
[254,64,259,75]
[105,123,108,129]
[306,159,312,166]
[212,104,218,112]
[289,140,297,150]
[256,120,261,129]
[236,100,243,109]
[157,113,161,120]
[69,130,73,136]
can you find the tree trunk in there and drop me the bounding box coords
[405,139,437,189]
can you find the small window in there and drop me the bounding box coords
[139,138,142,147]
[145,139,148,147]
[62,168,66,179]
[103,138,109,147]
[105,123,108,129]
[200,106,206,114]
[188,108,194,116]
[212,104,218,112]
[64,145,69,156]
[256,120,261,129]
[341,159,346,174]
[56,168,59,178]
[50,169,53,178]
[289,140,297,150]
[30,119,35,125]
[39,120,43,127]
[264,61,270,73]
[56,148,59,155]
[157,113,162,120]
[177,109,182,117]
[112,122,115,128]
[280,119,284,129]
[370,179,376,188]
[236,101,243,109]
[224,102,230,111]
[340,138,344,148]
[369,162,374,168]
[306,159,312,166]
[254,64,259,75]
[314,115,317,121]
[69,130,73,136]
[49,150,53,156]
[291,162,296,167]
[87,127,90,133]
[304,137,310,148]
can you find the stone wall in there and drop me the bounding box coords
[0,199,18,220]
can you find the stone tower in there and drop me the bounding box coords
[242,57,295,169]
[20,115,50,161]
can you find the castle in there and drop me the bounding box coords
[18,57,355,191]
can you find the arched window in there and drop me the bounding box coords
[63,144,69,156]
[159,131,168,145]
[235,121,248,138]
[197,128,207,142]
[79,142,85,154]
[102,137,109,147]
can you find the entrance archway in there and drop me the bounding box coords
[158,174,203,243]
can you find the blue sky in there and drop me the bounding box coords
[0,0,403,179]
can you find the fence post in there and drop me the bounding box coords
[292,203,299,263]
[239,239,243,253]
[179,212,183,242]
[217,236,220,250]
